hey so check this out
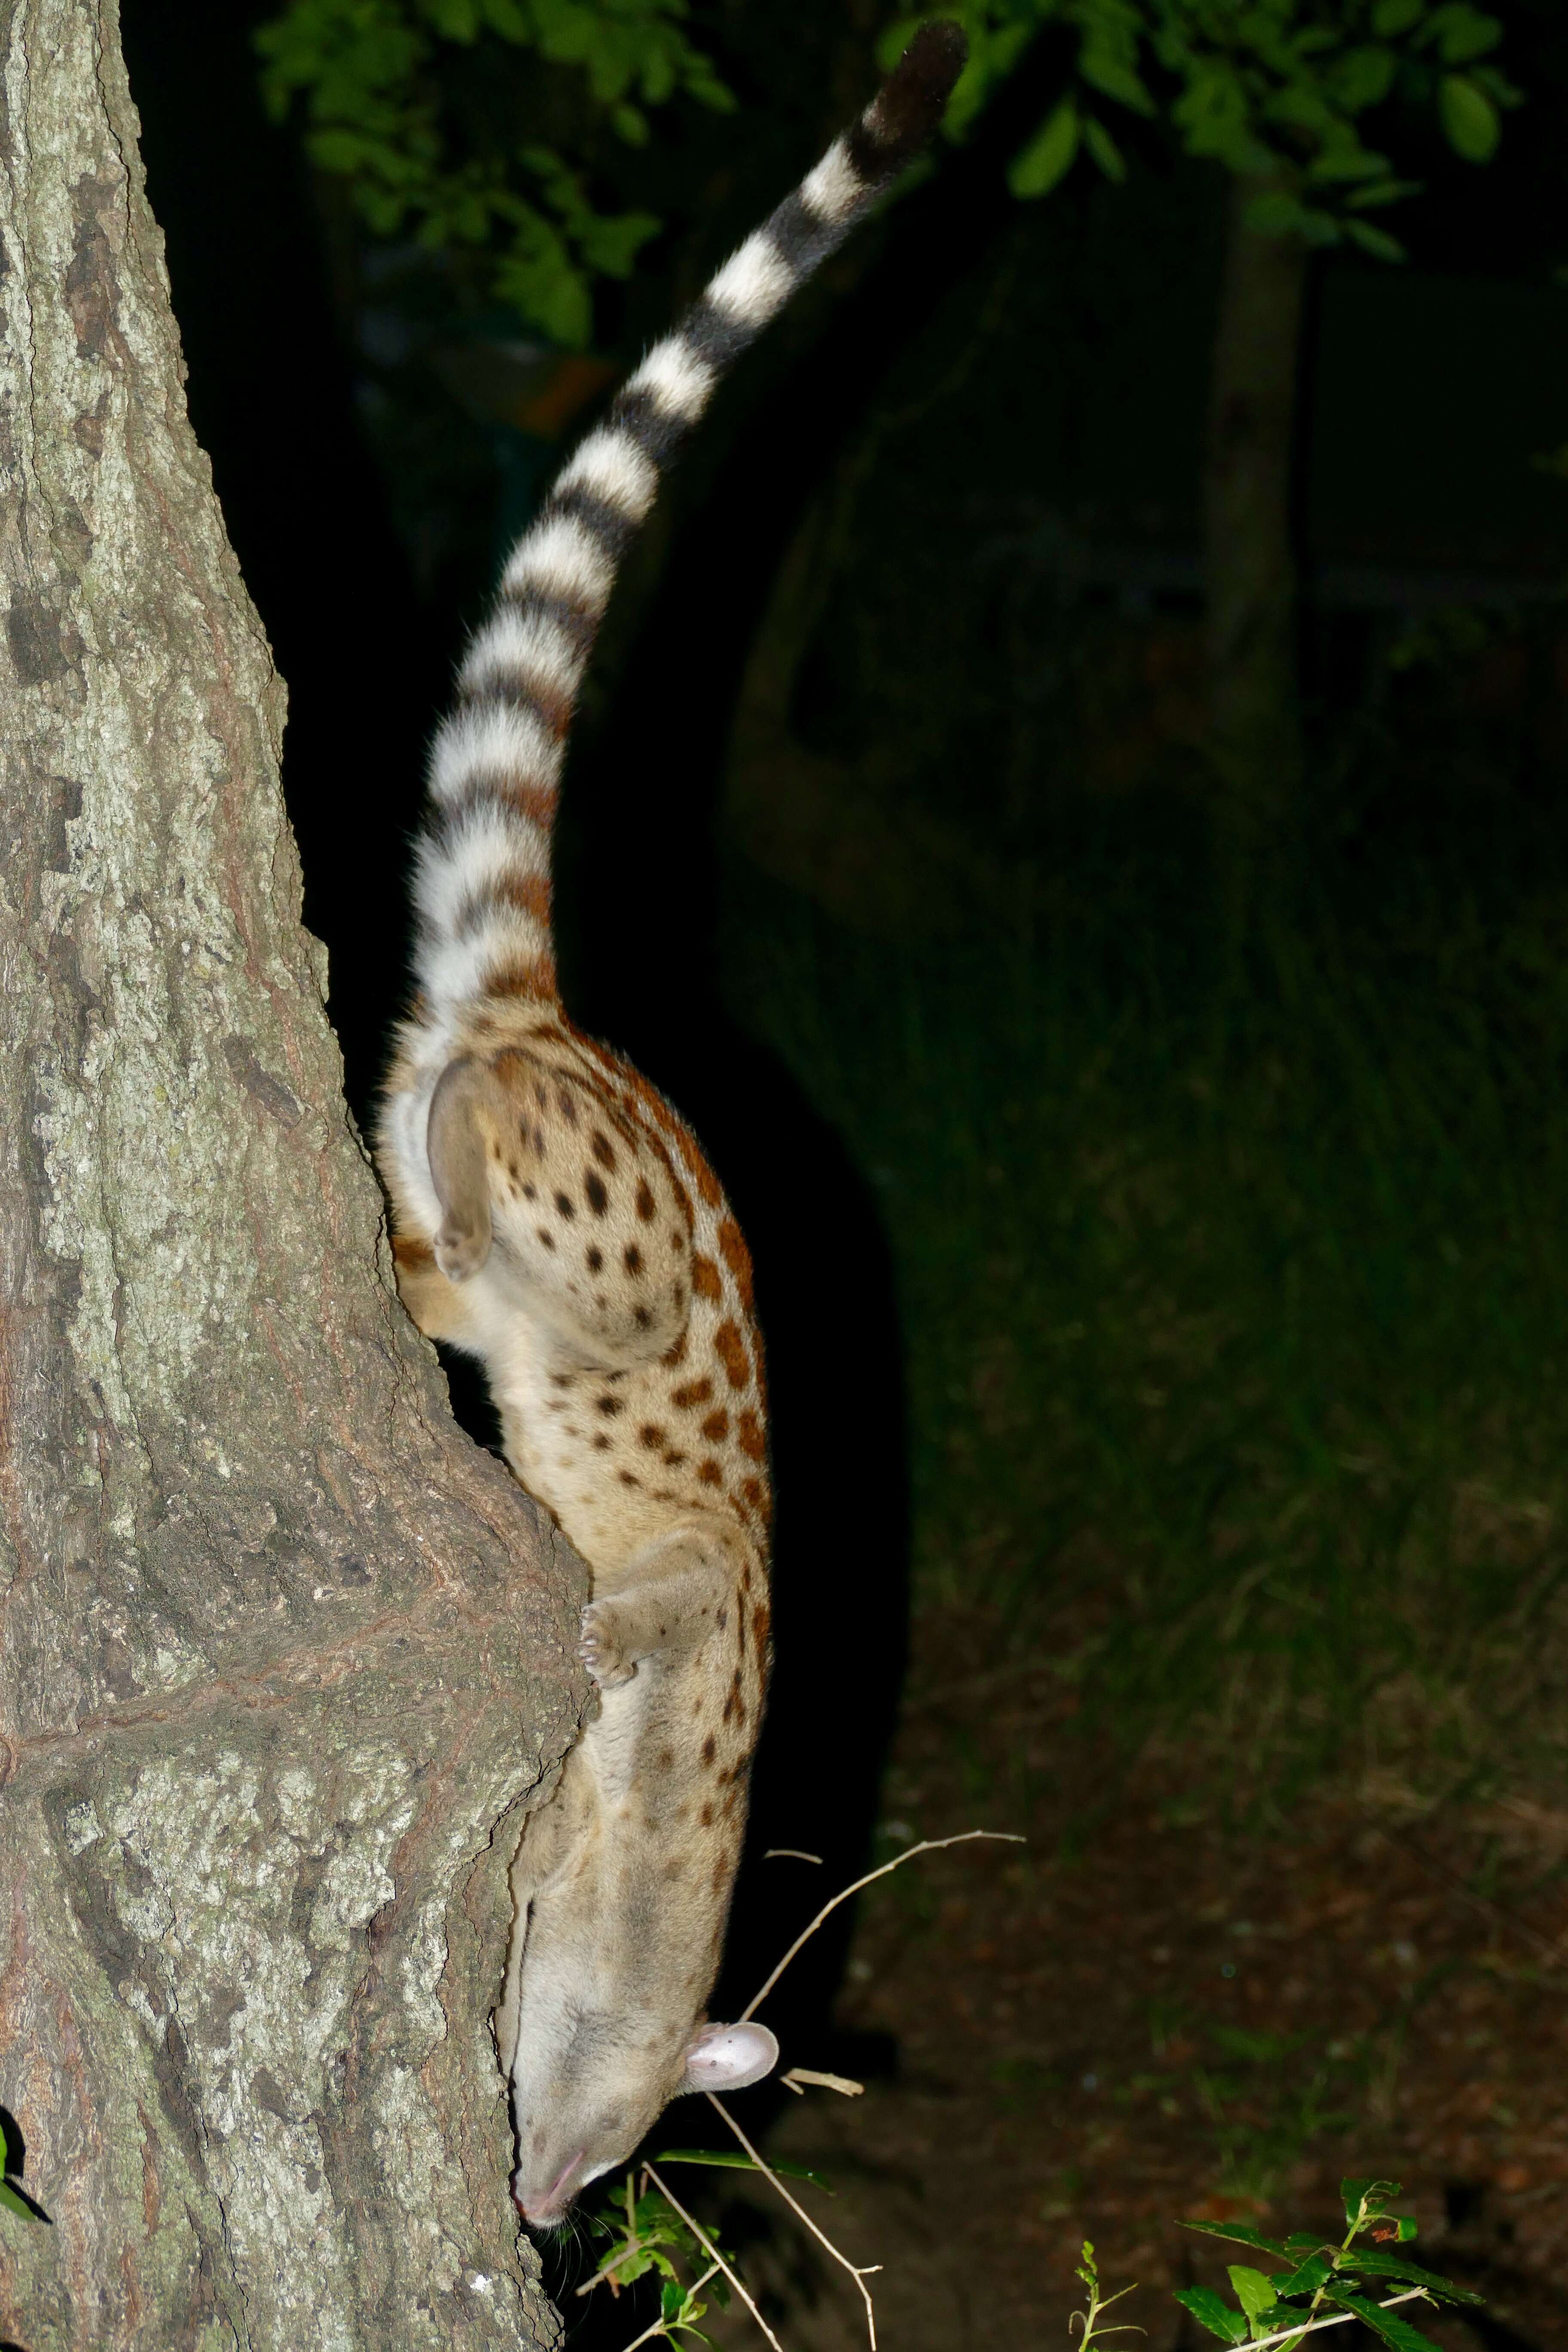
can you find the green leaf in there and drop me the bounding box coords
[1323,2289,1443,2352]
[1438,74,1500,160]
[1342,2178,1401,2222]
[1426,3,1503,64]
[1228,2266,1278,2325]
[1272,2256,1331,2298]
[1181,2222,1293,2259]
[1174,2287,1250,2345]
[1331,46,1398,111]
[1344,218,1406,262]
[1344,177,1424,209]
[0,2177,49,2224]
[1348,2250,1484,2305]
[1372,0,1423,29]
[655,2149,833,2190]
[1082,115,1127,184]
[1078,39,1156,118]
[1008,100,1080,199]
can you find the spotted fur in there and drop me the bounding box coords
[376,23,965,2227]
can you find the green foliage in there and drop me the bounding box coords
[1175,2180,1482,2349]
[579,2170,734,2344]
[655,2146,833,2188]
[882,0,1520,258]
[1072,2238,1144,2346]
[0,2105,49,2226]
[254,0,733,341]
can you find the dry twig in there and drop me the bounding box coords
[707,2093,884,2349]
[739,1829,1024,2022]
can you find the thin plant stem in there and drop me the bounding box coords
[706,2093,883,2349]
[617,2260,723,2352]
[644,2165,786,2352]
[1240,2286,1433,2352]
[738,1831,1023,2023]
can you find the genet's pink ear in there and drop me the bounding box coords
[680,2020,780,2094]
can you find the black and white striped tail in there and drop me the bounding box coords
[410,20,968,1017]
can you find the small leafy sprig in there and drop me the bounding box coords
[577,2170,736,2350]
[0,2105,50,2228]
[1072,2239,1144,2350]
[1176,2176,1485,2351]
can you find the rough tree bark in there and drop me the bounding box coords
[1203,172,1309,838]
[0,3,582,2345]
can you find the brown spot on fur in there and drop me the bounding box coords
[639,1424,668,1450]
[699,1801,714,1827]
[701,1736,717,1767]
[636,1180,656,1222]
[634,1307,652,1329]
[623,1243,643,1275]
[591,1130,617,1169]
[585,1172,608,1216]
[698,1459,723,1486]
[536,1228,555,1250]
[700,1410,729,1443]
[660,1331,689,1368]
[596,1395,624,1417]
[392,1232,433,1269]
[592,1433,611,1451]
[619,1470,641,1488]
[663,1450,687,1468]
[714,1321,749,1390]
[717,1219,755,1312]
[737,1409,766,1461]
[753,1604,771,1657]
[557,1085,579,1125]
[586,1245,603,1271]
[522,1181,536,1200]
[740,1476,769,1524]
[672,1378,712,1409]
[690,1254,722,1304]
[554,1191,575,1219]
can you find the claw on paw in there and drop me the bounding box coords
[580,1601,636,1689]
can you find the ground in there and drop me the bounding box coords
[671,1608,1568,2352]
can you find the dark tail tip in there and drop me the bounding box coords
[859,19,969,177]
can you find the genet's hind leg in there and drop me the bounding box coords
[431,1047,695,1367]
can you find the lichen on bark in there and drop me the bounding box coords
[0,3,580,2344]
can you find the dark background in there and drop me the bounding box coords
[119,5,1568,2336]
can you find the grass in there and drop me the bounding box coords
[718,787,1568,1806]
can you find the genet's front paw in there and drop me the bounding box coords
[580,1599,637,1690]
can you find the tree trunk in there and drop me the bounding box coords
[1203,172,1309,837]
[0,5,580,2346]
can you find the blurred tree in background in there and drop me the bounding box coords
[928,0,1522,834]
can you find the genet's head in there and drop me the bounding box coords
[511,2011,778,2226]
